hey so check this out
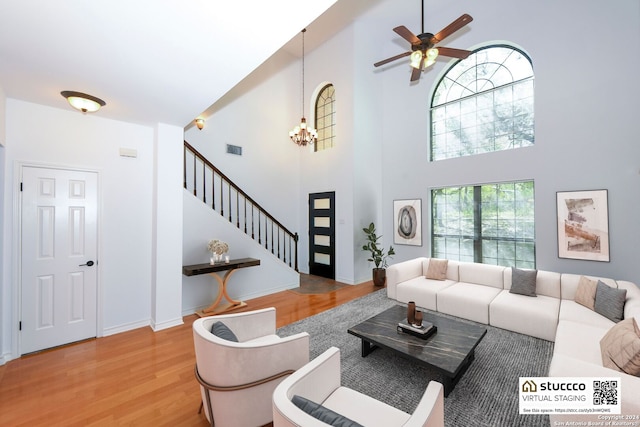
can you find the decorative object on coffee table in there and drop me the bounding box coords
[362,222,395,286]
[415,310,423,327]
[407,301,416,324]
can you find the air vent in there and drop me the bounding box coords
[226,144,242,156]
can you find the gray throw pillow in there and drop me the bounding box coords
[211,321,238,342]
[594,281,627,323]
[509,267,538,297]
[292,395,364,427]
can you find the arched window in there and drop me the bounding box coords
[430,45,534,161]
[314,84,335,152]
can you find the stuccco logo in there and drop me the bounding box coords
[522,379,537,393]
[522,379,587,392]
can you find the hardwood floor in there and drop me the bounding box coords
[0,275,379,426]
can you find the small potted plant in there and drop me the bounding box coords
[362,222,395,286]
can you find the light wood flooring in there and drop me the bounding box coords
[0,275,379,426]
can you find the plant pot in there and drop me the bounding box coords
[372,268,386,287]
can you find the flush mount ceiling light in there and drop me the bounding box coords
[60,91,106,113]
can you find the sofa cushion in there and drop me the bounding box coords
[553,320,610,365]
[559,300,616,330]
[458,262,505,289]
[595,281,627,323]
[292,395,364,427]
[211,321,238,342]
[396,277,455,311]
[490,291,559,341]
[575,276,598,310]
[425,258,448,280]
[600,318,640,376]
[509,267,537,297]
[560,273,618,300]
[437,282,502,324]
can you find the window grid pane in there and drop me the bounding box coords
[315,84,335,152]
[431,181,535,268]
[431,45,534,161]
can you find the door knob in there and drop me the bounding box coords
[79,260,95,267]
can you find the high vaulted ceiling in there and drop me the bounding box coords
[0,0,376,128]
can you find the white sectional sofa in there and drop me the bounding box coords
[386,257,640,420]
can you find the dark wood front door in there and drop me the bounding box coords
[308,192,335,279]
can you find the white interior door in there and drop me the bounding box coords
[20,166,98,354]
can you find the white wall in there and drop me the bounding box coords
[182,191,299,314]
[151,123,184,331]
[365,0,640,281]
[2,99,157,359]
[0,87,6,363]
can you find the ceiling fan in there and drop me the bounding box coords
[374,0,473,82]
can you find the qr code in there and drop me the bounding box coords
[593,380,618,405]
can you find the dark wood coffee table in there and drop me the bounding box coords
[347,305,487,397]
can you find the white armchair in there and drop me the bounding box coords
[193,308,310,427]
[272,346,445,427]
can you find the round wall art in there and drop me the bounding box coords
[393,199,422,246]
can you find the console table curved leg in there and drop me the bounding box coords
[199,269,247,316]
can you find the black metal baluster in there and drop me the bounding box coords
[202,165,207,204]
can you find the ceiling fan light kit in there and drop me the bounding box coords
[60,90,106,113]
[374,0,473,82]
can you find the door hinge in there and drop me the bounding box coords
[20,182,23,191]
[19,321,22,331]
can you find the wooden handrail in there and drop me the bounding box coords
[183,140,298,271]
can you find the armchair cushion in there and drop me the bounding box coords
[211,321,238,342]
[292,395,364,427]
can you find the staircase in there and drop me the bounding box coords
[183,141,298,271]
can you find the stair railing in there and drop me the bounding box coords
[183,141,298,271]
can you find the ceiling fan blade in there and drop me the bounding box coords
[410,66,422,82]
[374,51,412,67]
[437,47,472,59]
[432,14,473,43]
[393,25,421,45]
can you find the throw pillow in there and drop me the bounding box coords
[594,281,627,323]
[509,267,538,297]
[292,395,364,427]
[426,259,448,280]
[600,317,640,376]
[575,276,598,310]
[210,321,238,342]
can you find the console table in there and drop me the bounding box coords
[182,257,260,317]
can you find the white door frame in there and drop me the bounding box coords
[12,161,103,358]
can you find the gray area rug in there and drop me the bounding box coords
[277,289,553,427]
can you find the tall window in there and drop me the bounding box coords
[431,181,535,268]
[314,84,335,152]
[431,45,534,161]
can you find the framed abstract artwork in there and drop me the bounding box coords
[556,189,609,262]
[393,199,422,246]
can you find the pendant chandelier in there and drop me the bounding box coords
[289,29,317,146]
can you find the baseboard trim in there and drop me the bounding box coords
[181,283,297,317]
[1,352,14,366]
[103,319,150,337]
[150,317,183,332]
